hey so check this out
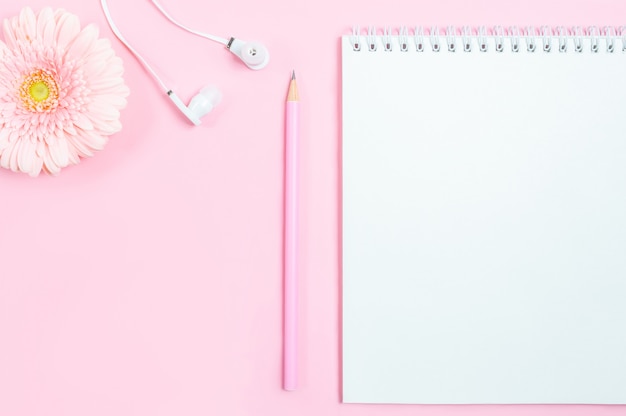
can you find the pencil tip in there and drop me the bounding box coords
[292,70,296,80]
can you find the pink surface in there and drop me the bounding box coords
[0,0,625,414]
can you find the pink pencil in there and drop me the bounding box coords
[284,71,299,391]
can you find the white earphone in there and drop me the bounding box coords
[100,0,269,125]
[167,87,223,126]
[226,38,270,70]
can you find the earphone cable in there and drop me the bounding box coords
[100,0,170,93]
[150,0,229,46]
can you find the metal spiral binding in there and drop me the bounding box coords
[478,26,488,52]
[350,25,625,53]
[590,26,599,52]
[382,27,393,51]
[399,26,409,52]
[367,26,377,51]
[494,26,505,52]
[573,26,584,52]
[541,26,552,52]
[462,26,472,51]
[415,26,424,52]
[525,26,537,52]
[605,26,616,52]
[446,26,456,52]
[557,26,568,52]
[430,26,440,52]
[510,26,521,52]
[350,25,361,51]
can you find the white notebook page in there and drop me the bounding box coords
[342,33,626,404]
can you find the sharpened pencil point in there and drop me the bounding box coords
[287,71,299,101]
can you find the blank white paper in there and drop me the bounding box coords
[342,34,626,404]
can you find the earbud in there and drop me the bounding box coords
[101,0,267,126]
[167,86,222,126]
[227,38,270,70]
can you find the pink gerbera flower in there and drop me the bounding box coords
[0,7,129,176]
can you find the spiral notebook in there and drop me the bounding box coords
[342,26,626,404]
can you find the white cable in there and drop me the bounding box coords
[150,0,229,46]
[100,0,170,93]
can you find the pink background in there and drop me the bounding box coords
[1,0,625,414]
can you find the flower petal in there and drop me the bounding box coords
[17,7,37,43]
[88,101,120,121]
[9,137,20,172]
[48,135,70,168]
[65,134,94,157]
[43,148,60,175]
[0,128,10,151]
[66,23,98,61]
[87,75,127,92]
[17,136,35,174]
[83,130,108,151]
[2,17,18,48]
[89,116,122,135]
[36,8,55,46]
[54,11,80,49]
[30,153,43,176]
[72,112,94,131]
[0,141,12,169]
[91,93,128,109]
[66,141,80,164]
[0,40,8,57]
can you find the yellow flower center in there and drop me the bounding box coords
[19,69,59,112]
[29,81,50,102]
